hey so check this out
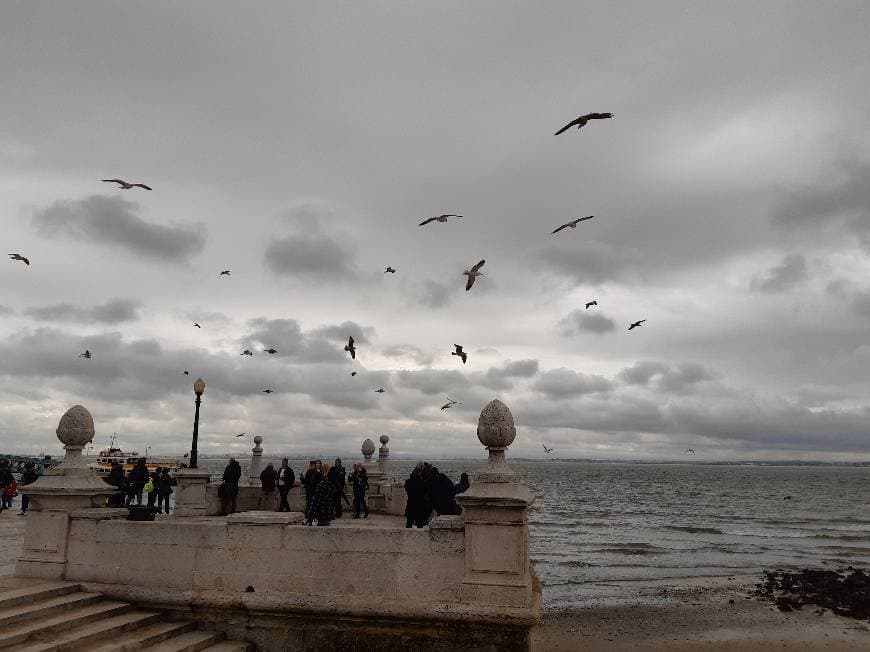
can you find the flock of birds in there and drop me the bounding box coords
[7,112,675,455]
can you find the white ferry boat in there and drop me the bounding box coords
[87,435,183,477]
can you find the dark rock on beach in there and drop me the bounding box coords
[753,567,870,620]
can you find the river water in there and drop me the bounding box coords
[200,458,870,610]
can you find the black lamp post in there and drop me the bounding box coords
[190,377,205,469]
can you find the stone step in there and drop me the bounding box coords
[0,600,133,649]
[75,620,198,652]
[140,630,225,652]
[0,582,80,610]
[13,609,163,652]
[201,642,256,652]
[0,591,103,629]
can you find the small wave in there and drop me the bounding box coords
[589,543,664,556]
[663,525,724,535]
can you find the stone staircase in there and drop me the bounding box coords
[0,581,253,651]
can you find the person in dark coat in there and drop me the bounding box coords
[0,461,13,514]
[425,465,458,516]
[146,467,161,507]
[327,458,347,518]
[276,458,295,512]
[155,468,174,514]
[301,460,322,511]
[106,462,126,507]
[454,473,470,495]
[220,458,242,515]
[127,458,150,506]
[349,463,369,519]
[404,463,430,528]
[305,477,334,526]
[260,463,278,509]
[18,462,40,515]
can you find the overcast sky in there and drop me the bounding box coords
[2,1,870,461]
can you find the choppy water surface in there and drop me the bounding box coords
[202,458,870,610]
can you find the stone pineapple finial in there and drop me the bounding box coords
[56,405,95,469]
[361,438,375,462]
[476,399,518,480]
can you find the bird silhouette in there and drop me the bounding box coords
[193,323,201,328]
[554,112,613,135]
[350,371,357,376]
[264,348,278,354]
[685,448,695,454]
[79,350,92,359]
[344,336,356,360]
[419,214,462,226]
[542,444,554,454]
[261,389,273,394]
[183,371,189,375]
[236,433,246,437]
[628,320,646,331]
[102,178,152,190]
[219,270,231,276]
[8,253,30,265]
[552,216,594,234]
[374,388,385,393]
[440,397,461,410]
[384,266,396,274]
[241,349,253,356]
[585,300,598,309]
[463,259,485,291]
[451,344,467,364]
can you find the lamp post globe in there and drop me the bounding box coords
[190,378,206,468]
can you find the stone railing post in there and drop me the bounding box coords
[248,435,263,486]
[457,399,537,613]
[173,467,211,517]
[377,435,390,476]
[16,405,115,579]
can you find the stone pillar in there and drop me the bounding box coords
[377,434,390,476]
[457,399,538,614]
[361,438,385,511]
[16,405,115,579]
[248,435,263,486]
[173,468,212,517]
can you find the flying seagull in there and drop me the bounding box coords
[451,344,467,364]
[8,253,30,265]
[463,259,485,291]
[344,336,356,360]
[102,178,152,190]
[264,348,278,354]
[552,216,594,234]
[440,397,461,410]
[585,300,597,309]
[236,433,246,437]
[219,270,231,276]
[542,444,554,454]
[350,371,357,377]
[419,214,462,226]
[384,266,396,274]
[241,349,253,356]
[685,448,695,454]
[79,350,92,359]
[554,112,613,136]
[628,320,646,331]
[183,371,189,375]
[374,388,385,393]
[261,389,273,394]
[193,323,201,328]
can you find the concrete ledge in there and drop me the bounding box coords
[429,515,464,530]
[226,511,305,525]
[69,508,129,520]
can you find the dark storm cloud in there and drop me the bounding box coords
[773,158,870,248]
[536,240,642,285]
[558,309,616,335]
[532,368,613,399]
[618,361,714,394]
[31,195,206,262]
[25,298,141,324]
[263,219,357,280]
[750,254,807,293]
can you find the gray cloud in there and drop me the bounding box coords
[396,369,469,396]
[309,321,375,345]
[243,318,374,363]
[0,305,13,315]
[31,195,205,262]
[558,309,616,335]
[618,361,714,394]
[382,344,435,367]
[264,219,356,280]
[536,240,642,285]
[751,254,807,293]
[416,279,453,309]
[773,158,870,248]
[25,298,140,324]
[532,368,613,399]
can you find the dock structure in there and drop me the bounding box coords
[13,400,541,651]
[0,454,59,474]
